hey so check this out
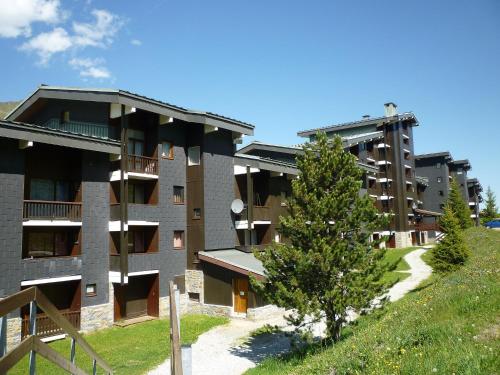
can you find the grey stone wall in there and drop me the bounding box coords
[81,151,110,307]
[157,123,188,298]
[415,156,450,215]
[203,130,236,250]
[0,138,24,314]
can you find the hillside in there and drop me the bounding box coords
[248,227,500,375]
[0,101,20,119]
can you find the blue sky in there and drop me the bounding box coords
[1,0,499,205]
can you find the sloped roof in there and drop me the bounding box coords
[6,85,254,135]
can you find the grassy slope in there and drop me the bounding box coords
[380,246,419,285]
[10,314,228,375]
[0,101,19,119]
[248,228,499,375]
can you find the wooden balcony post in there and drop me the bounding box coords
[28,301,36,375]
[70,337,76,364]
[120,104,129,285]
[246,166,254,246]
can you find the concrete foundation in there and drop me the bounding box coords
[394,231,414,248]
[6,317,22,351]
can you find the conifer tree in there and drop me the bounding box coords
[481,186,498,225]
[431,205,470,272]
[447,177,472,229]
[252,132,389,341]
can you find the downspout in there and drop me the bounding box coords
[120,105,129,285]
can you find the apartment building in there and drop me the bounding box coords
[1,85,253,344]
[297,103,427,248]
[415,153,482,224]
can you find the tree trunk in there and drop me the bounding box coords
[326,315,342,342]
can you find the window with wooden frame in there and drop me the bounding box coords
[85,284,97,297]
[173,186,184,204]
[193,208,201,219]
[161,141,174,159]
[173,231,184,249]
[187,146,201,166]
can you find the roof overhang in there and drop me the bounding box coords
[238,141,302,156]
[0,120,120,154]
[198,249,266,281]
[234,154,298,175]
[297,112,418,138]
[414,208,443,217]
[7,86,254,136]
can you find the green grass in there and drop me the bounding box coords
[9,314,228,375]
[247,228,500,375]
[380,246,419,285]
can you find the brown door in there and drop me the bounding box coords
[234,278,249,313]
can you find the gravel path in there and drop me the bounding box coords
[147,248,432,375]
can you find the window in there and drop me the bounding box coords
[161,141,174,159]
[274,232,281,243]
[188,146,201,166]
[128,183,145,204]
[30,179,76,201]
[440,203,445,209]
[128,230,144,253]
[436,163,441,169]
[25,231,77,258]
[173,186,184,204]
[193,208,201,219]
[85,284,96,297]
[173,231,184,249]
[439,190,444,196]
[437,177,442,183]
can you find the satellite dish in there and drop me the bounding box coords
[231,199,244,214]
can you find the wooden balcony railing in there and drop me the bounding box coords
[414,222,441,231]
[22,311,80,339]
[127,155,158,175]
[23,200,82,221]
[237,206,271,222]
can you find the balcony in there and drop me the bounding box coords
[23,200,82,222]
[127,155,159,176]
[22,310,81,339]
[42,118,116,140]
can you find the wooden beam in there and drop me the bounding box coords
[0,288,36,318]
[0,336,34,374]
[33,337,87,375]
[169,281,183,375]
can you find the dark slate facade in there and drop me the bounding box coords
[415,153,451,215]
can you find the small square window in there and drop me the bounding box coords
[173,186,184,204]
[439,190,444,196]
[86,284,96,297]
[436,163,441,169]
[437,177,442,183]
[161,141,174,159]
[188,146,201,166]
[193,208,201,219]
[173,231,184,249]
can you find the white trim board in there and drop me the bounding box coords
[23,220,82,227]
[109,270,159,284]
[21,275,81,286]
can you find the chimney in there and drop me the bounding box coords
[384,102,397,117]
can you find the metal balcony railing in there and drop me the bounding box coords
[23,200,82,221]
[42,118,116,140]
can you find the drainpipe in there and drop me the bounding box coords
[246,166,254,245]
[120,105,129,285]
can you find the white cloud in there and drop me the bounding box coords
[131,39,142,46]
[0,0,62,38]
[20,27,72,64]
[69,57,110,79]
[72,9,124,48]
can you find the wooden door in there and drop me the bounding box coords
[233,278,249,313]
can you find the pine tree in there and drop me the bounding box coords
[252,132,389,342]
[447,177,472,229]
[481,186,498,225]
[431,205,470,272]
